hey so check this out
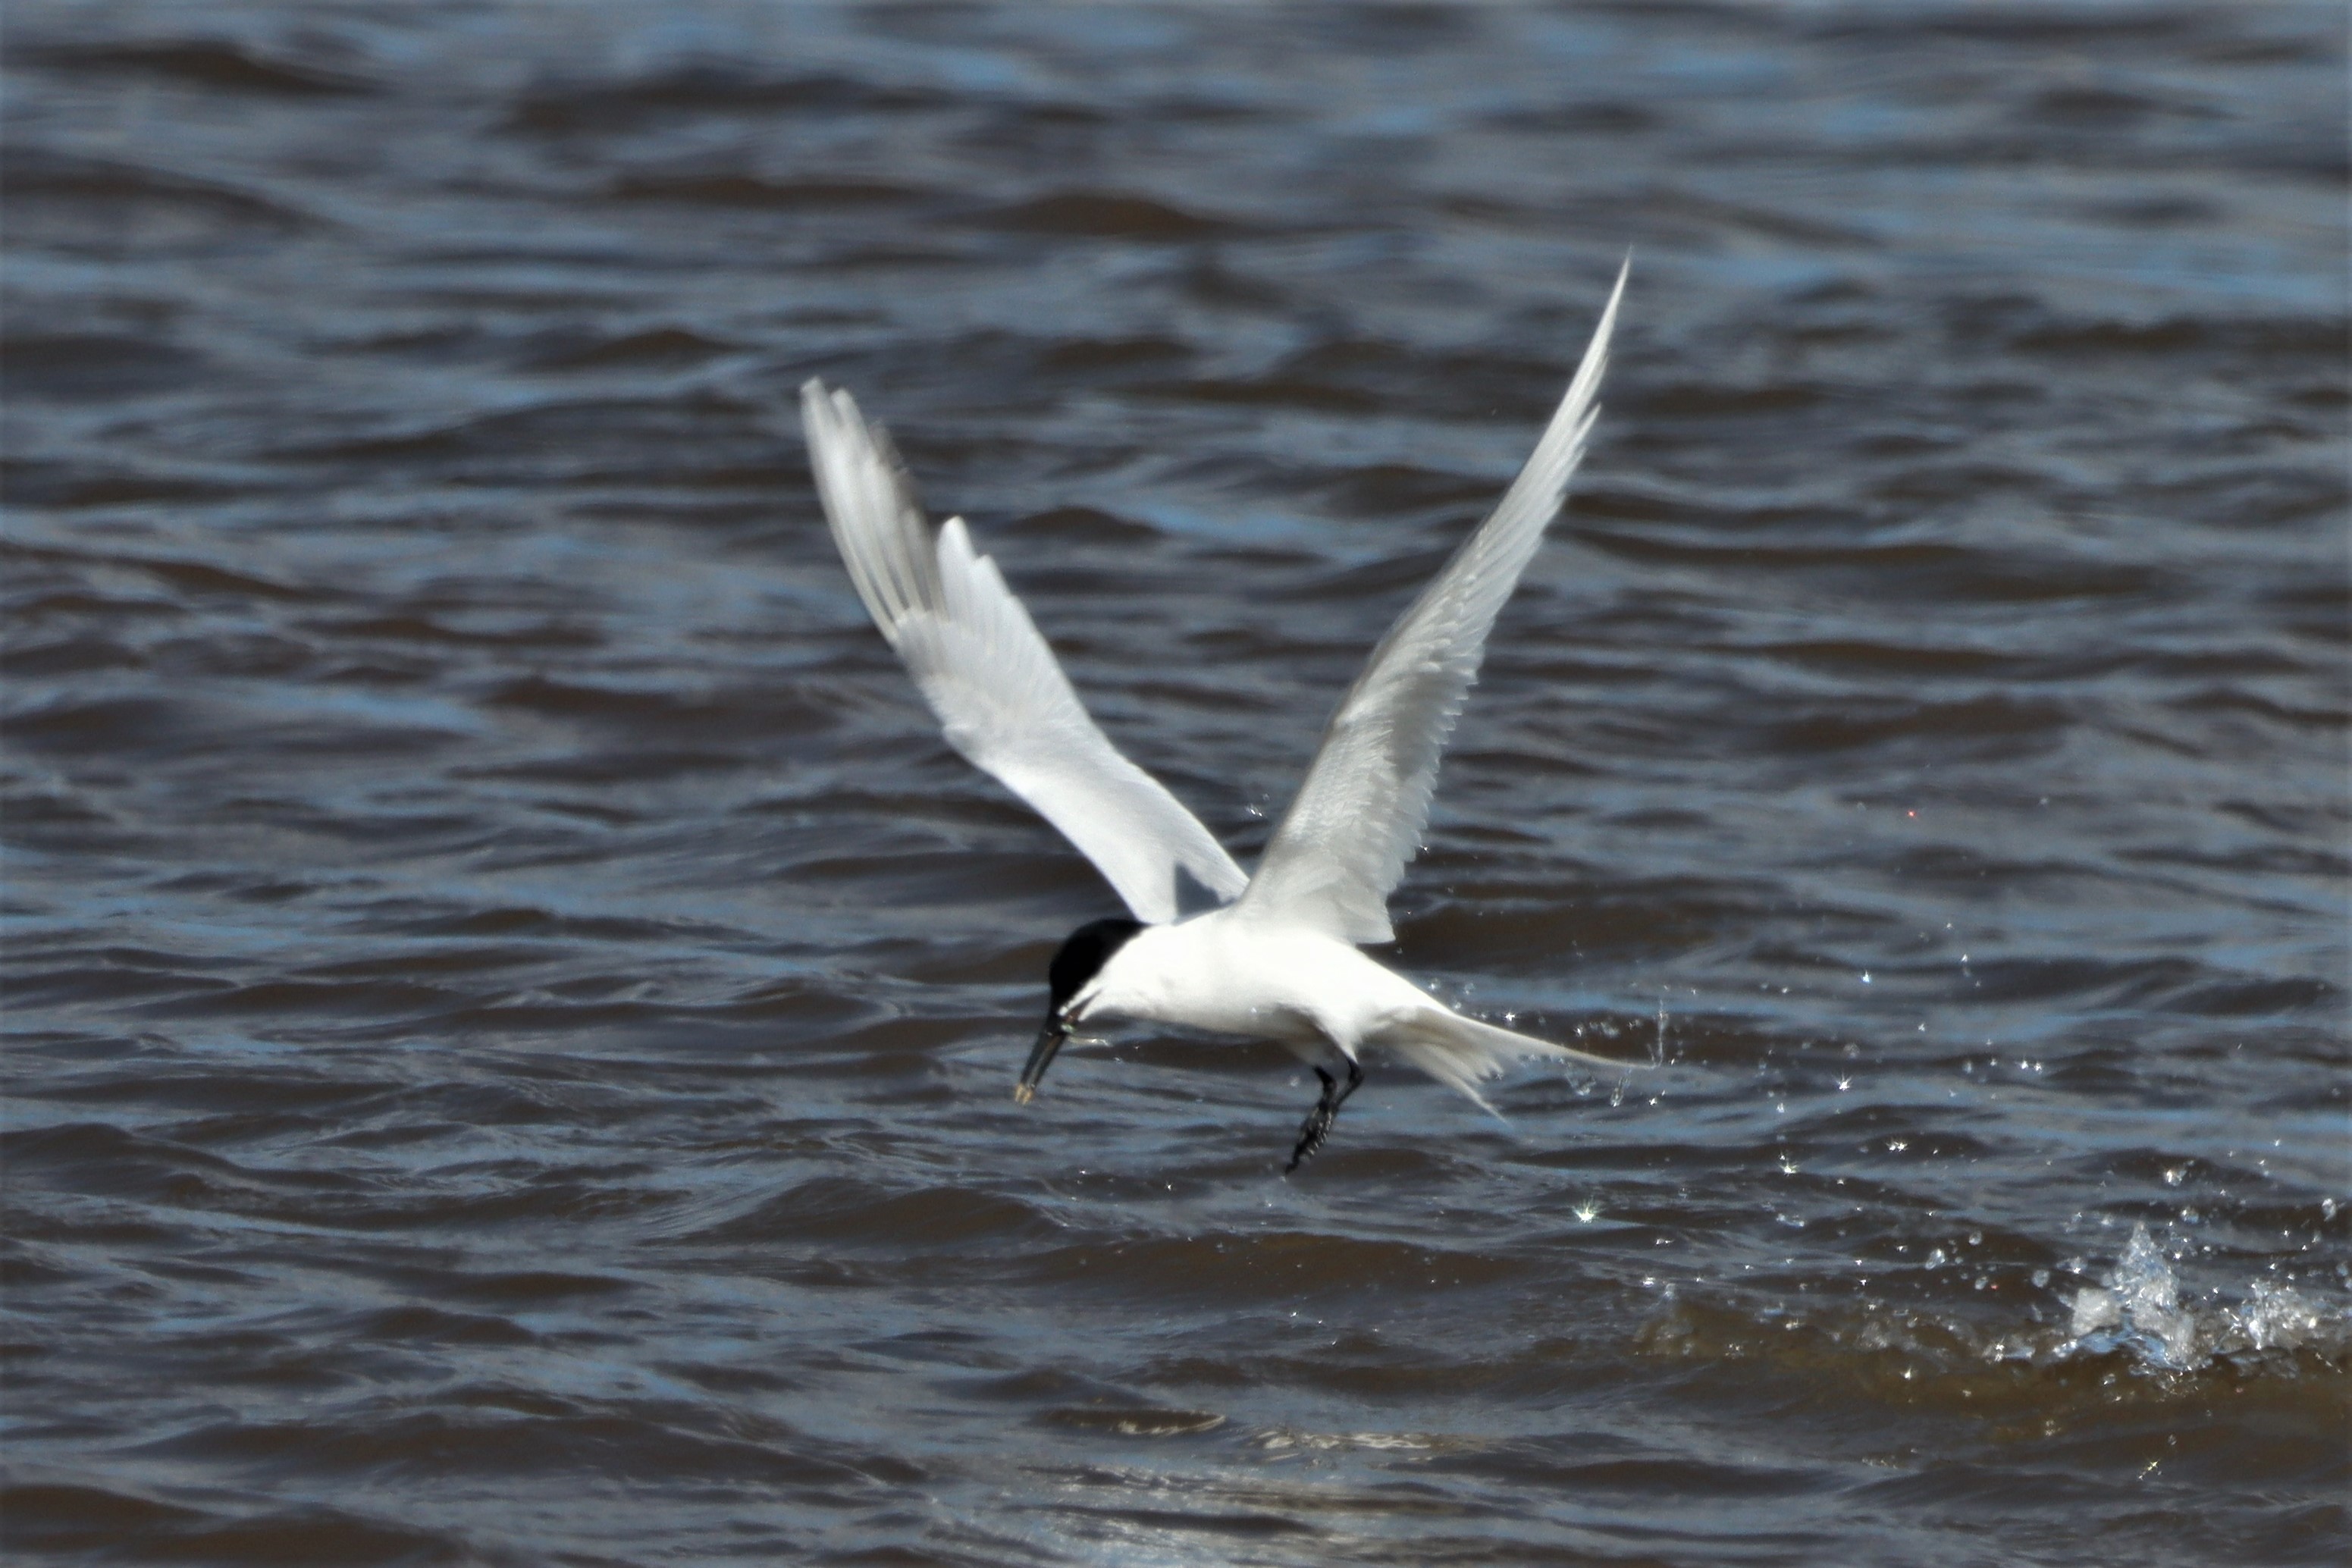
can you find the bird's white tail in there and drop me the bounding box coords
[1372,1005,1635,1115]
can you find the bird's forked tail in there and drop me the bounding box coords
[1370,1005,1639,1116]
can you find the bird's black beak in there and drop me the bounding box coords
[1015,1013,1066,1105]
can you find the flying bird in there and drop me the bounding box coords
[803,261,1634,1170]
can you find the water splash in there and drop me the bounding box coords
[2066,1221,2199,1369]
[2056,1221,2343,1372]
[2234,1280,2325,1353]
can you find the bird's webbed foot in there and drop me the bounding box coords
[1284,1056,1365,1173]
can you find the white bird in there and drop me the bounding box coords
[803,261,1635,1170]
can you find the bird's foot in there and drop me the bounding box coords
[1284,1060,1363,1174]
[1286,1115,1331,1173]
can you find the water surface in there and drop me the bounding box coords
[5,3,2347,1563]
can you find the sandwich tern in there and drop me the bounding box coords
[804,261,1635,1169]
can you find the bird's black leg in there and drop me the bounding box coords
[1285,1056,1366,1173]
[1286,1069,1337,1173]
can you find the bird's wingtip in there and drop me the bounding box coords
[1597,255,1630,328]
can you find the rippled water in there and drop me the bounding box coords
[5,3,2347,1563]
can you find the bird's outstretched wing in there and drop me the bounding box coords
[803,380,1249,925]
[1238,261,1628,943]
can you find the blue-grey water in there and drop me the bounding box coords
[4,3,2346,1564]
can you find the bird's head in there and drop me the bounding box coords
[1016,916,1143,1104]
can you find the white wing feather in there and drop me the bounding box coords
[802,380,1250,924]
[1239,261,1628,942]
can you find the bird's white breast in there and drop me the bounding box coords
[1078,911,1432,1052]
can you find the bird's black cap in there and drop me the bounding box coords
[1046,917,1143,1017]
